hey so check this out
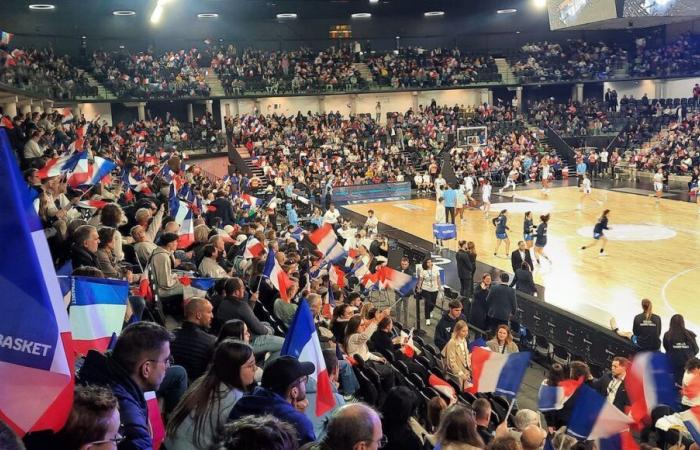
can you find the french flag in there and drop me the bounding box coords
[429,373,456,400]
[263,247,292,302]
[681,407,700,444]
[76,200,108,210]
[567,384,634,440]
[538,377,584,411]
[322,242,347,265]
[596,431,639,450]
[310,223,338,255]
[179,276,217,291]
[244,236,265,259]
[66,151,91,188]
[145,391,165,450]
[468,347,531,399]
[0,129,74,435]
[241,193,262,210]
[281,300,336,416]
[37,151,82,179]
[169,185,195,249]
[329,265,346,289]
[69,277,129,356]
[625,352,676,424]
[87,156,117,186]
[380,266,418,296]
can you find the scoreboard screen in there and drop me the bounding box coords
[548,0,618,29]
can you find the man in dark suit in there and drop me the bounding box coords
[486,272,517,332]
[594,356,630,413]
[511,241,533,274]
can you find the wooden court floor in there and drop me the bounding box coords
[346,186,700,336]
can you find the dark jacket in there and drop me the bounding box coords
[514,269,536,296]
[71,243,99,269]
[171,321,216,382]
[216,295,271,337]
[511,248,533,273]
[209,197,236,226]
[663,330,699,378]
[456,250,474,281]
[470,284,490,331]
[593,373,630,413]
[78,350,152,450]
[434,312,468,350]
[229,386,316,444]
[370,329,395,355]
[486,283,517,322]
[632,313,662,351]
[382,421,423,450]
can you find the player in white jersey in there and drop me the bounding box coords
[499,168,519,194]
[422,172,433,196]
[481,179,492,218]
[578,173,594,210]
[540,159,551,196]
[652,168,664,203]
[414,172,425,196]
[464,174,475,208]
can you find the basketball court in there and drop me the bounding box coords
[345,185,700,336]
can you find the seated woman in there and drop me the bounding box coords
[486,324,519,354]
[486,325,520,354]
[434,403,485,450]
[442,320,472,391]
[165,339,257,450]
[381,386,426,450]
[370,316,428,379]
[345,309,395,398]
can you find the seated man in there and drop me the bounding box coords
[170,297,216,383]
[198,244,228,278]
[229,356,316,445]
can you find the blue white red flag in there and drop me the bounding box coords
[240,193,262,210]
[538,377,584,411]
[681,406,700,444]
[595,431,639,450]
[281,300,335,416]
[244,236,265,259]
[87,156,117,186]
[69,277,129,355]
[36,151,82,179]
[567,384,634,440]
[329,265,346,289]
[309,223,338,255]
[179,275,217,291]
[380,266,418,296]
[66,151,91,188]
[263,247,292,301]
[169,184,195,249]
[0,129,74,435]
[625,352,676,424]
[468,347,531,399]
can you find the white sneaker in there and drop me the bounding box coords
[598,252,608,257]
[426,319,431,326]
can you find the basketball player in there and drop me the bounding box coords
[581,209,611,256]
[464,173,475,208]
[414,172,425,196]
[481,178,492,218]
[492,209,510,258]
[456,185,466,224]
[523,211,536,251]
[541,158,551,196]
[499,167,519,195]
[422,171,433,196]
[653,168,664,204]
[578,173,592,210]
[534,214,551,264]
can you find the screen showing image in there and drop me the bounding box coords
[623,0,700,17]
[548,0,618,29]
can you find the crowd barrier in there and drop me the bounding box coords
[332,182,412,204]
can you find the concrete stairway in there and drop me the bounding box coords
[205,68,226,97]
[81,71,117,100]
[353,62,374,85]
[494,58,517,84]
[235,146,269,191]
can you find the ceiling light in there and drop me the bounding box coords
[369,0,379,3]
[351,12,371,18]
[113,10,136,16]
[496,8,518,13]
[198,13,219,18]
[119,45,125,49]
[276,13,298,19]
[28,4,55,10]
[424,11,445,16]
[533,0,547,8]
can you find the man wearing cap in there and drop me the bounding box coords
[228,355,316,444]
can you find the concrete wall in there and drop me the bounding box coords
[603,77,699,100]
[219,87,482,121]
[78,102,113,126]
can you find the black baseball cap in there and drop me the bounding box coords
[262,356,315,394]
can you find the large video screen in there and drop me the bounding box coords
[623,0,700,17]
[548,0,618,29]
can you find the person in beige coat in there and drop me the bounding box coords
[486,324,519,354]
[442,320,472,391]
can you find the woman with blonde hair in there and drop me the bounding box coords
[442,320,472,391]
[486,324,519,354]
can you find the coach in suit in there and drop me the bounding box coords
[511,241,533,272]
[486,272,517,331]
[593,356,630,413]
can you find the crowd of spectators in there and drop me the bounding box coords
[90,49,211,99]
[3,95,700,450]
[0,46,94,99]
[631,33,700,78]
[212,45,366,96]
[528,98,617,136]
[367,47,500,89]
